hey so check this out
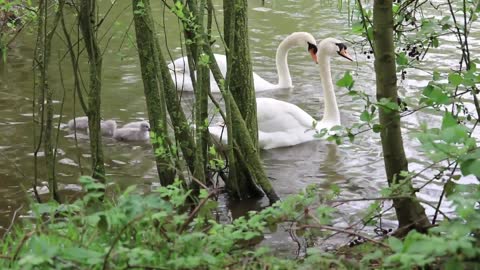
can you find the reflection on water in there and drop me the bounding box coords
[0,0,478,250]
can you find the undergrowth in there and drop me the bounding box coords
[1,177,479,269]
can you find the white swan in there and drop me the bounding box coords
[168,32,318,92]
[113,121,150,142]
[67,116,117,137]
[208,38,353,149]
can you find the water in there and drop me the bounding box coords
[0,0,478,251]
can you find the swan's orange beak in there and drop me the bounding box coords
[339,49,353,61]
[309,48,318,64]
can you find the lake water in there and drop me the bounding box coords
[0,0,478,253]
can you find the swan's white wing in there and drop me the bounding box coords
[257,98,316,133]
[211,54,227,77]
[168,54,227,92]
[168,54,279,91]
[207,98,318,149]
[168,54,227,74]
[168,56,189,73]
[256,98,318,149]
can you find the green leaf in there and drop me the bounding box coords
[388,237,404,253]
[348,132,355,143]
[448,73,463,86]
[422,84,450,105]
[360,110,372,122]
[377,98,400,112]
[433,70,440,81]
[460,159,480,178]
[441,112,457,129]
[62,247,103,264]
[444,180,457,196]
[336,71,354,90]
[199,53,210,66]
[352,22,363,34]
[441,125,468,143]
[432,37,439,47]
[372,124,382,133]
[396,52,408,66]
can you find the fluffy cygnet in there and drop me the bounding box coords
[113,122,151,141]
[67,116,89,130]
[96,120,117,137]
[68,116,117,137]
[121,120,149,129]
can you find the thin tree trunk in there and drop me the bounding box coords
[33,0,62,202]
[373,0,430,233]
[155,36,197,175]
[78,0,105,183]
[223,0,264,199]
[182,0,209,185]
[205,45,279,203]
[224,0,257,141]
[132,0,177,185]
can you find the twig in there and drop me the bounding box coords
[2,204,23,242]
[179,189,219,233]
[102,215,144,270]
[432,162,459,224]
[297,224,389,248]
[11,231,35,263]
[127,264,168,270]
[326,195,411,204]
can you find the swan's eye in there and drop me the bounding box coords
[307,42,318,54]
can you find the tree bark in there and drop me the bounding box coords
[184,0,208,185]
[155,37,197,176]
[220,0,276,202]
[78,0,106,183]
[132,0,177,185]
[33,0,62,202]
[373,0,430,232]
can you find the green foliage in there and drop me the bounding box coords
[3,178,480,270]
[1,178,348,269]
[336,71,354,90]
[0,0,37,62]
[380,184,480,269]
[415,111,477,172]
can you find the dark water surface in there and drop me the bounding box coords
[0,0,478,253]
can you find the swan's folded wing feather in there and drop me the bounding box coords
[257,98,316,133]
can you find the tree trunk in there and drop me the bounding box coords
[132,0,177,186]
[222,0,275,201]
[184,0,208,185]
[78,0,106,183]
[155,36,197,176]
[373,0,430,232]
[33,0,62,202]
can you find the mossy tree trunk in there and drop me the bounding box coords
[221,0,278,202]
[373,0,431,232]
[155,39,198,176]
[132,0,177,185]
[78,0,106,183]
[149,19,198,181]
[33,0,63,202]
[182,0,209,185]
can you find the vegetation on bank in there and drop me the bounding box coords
[1,177,479,269]
[1,0,480,269]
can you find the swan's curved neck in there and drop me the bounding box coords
[318,54,340,125]
[275,38,294,88]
